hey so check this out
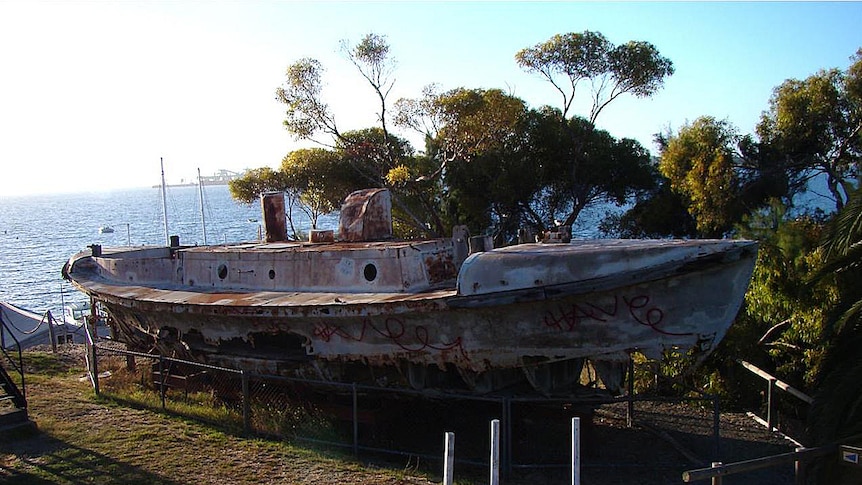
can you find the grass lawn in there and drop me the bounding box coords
[0,349,437,485]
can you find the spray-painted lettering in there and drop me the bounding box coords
[313,317,469,359]
[544,294,693,337]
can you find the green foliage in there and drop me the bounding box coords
[275,58,336,140]
[603,180,697,238]
[804,187,862,481]
[228,167,290,204]
[515,30,674,121]
[756,52,862,211]
[658,117,741,237]
[438,103,655,242]
[533,111,656,227]
[734,204,833,387]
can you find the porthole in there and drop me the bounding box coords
[217,264,228,280]
[269,269,276,280]
[363,263,377,282]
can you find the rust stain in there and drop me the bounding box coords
[425,253,457,284]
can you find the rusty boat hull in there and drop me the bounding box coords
[63,236,757,396]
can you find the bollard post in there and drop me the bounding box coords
[490,419,500,485]
[572,417,581,485]
[443,432,455,485]
[711,462,722,485]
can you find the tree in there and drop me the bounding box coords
[806,186,862,482]
[658,117,742,238]
[229,149,360,238]
[756,50,862,211]
[275,58,338,143]
[604,181,697,238]
[515,31,674,122]
[526,109,656,230]
[272,34,444,236]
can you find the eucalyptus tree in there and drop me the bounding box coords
[527,108,656,232]
[756,49,862,211]
[396,87,537,240]
[268,33,444,236]
[658,117,742,238]
[229,148,358,238]
[395,88,656,240]
[515,31,675,122]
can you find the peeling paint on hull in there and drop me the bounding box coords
[63,238,757,396]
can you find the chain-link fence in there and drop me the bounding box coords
[83,332,723,478]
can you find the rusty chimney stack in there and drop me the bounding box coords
[338,188,393,242]
[260,192,288,242]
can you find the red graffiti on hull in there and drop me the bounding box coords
[313,317,469,360]
[543,294,693,337]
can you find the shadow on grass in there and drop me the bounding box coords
[0,430,183,485]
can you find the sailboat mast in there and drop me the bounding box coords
[198,168,207,245]
[160,157,169,246]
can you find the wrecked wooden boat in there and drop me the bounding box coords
[62,188,757,396]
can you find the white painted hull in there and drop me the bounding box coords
[63,238,757,395]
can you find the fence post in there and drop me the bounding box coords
[88,325,100,395]
[504,397,512,478]
[767,377,777,431]
[241,370,250,435]
[47,311,57,353]
[352,382,359,458]
[794,447,806,485]
[572,417,581,485]
[158,356,166,409]
[627,356,635,428]
[711,462,722,485]
[713,395,721,460]
[443,431,455,485]
[490,419,500,485]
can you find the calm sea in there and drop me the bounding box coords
[0,184,609,317]
[0,185,336,316]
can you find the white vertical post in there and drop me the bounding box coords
[711,462,723,485]
[572,417,581,485]
[443,431,455,485]
[490,419,500,485]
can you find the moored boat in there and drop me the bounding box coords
[62,189,758,396]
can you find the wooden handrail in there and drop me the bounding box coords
[738,360,813,404]
[682,446,833,482]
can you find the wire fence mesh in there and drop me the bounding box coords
[82,334,730,479]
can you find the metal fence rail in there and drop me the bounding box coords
[82,336,734,478]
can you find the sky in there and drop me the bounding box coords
[0,1,860,197]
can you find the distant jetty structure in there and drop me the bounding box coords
[153,169,244,188]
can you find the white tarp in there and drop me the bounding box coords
[0,301,96,350]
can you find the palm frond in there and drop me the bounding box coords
[822,187,862,260]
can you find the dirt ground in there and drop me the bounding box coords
[2,347,800,484]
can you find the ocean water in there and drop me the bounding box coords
[0,184,611,317]
[0,185,335,316]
